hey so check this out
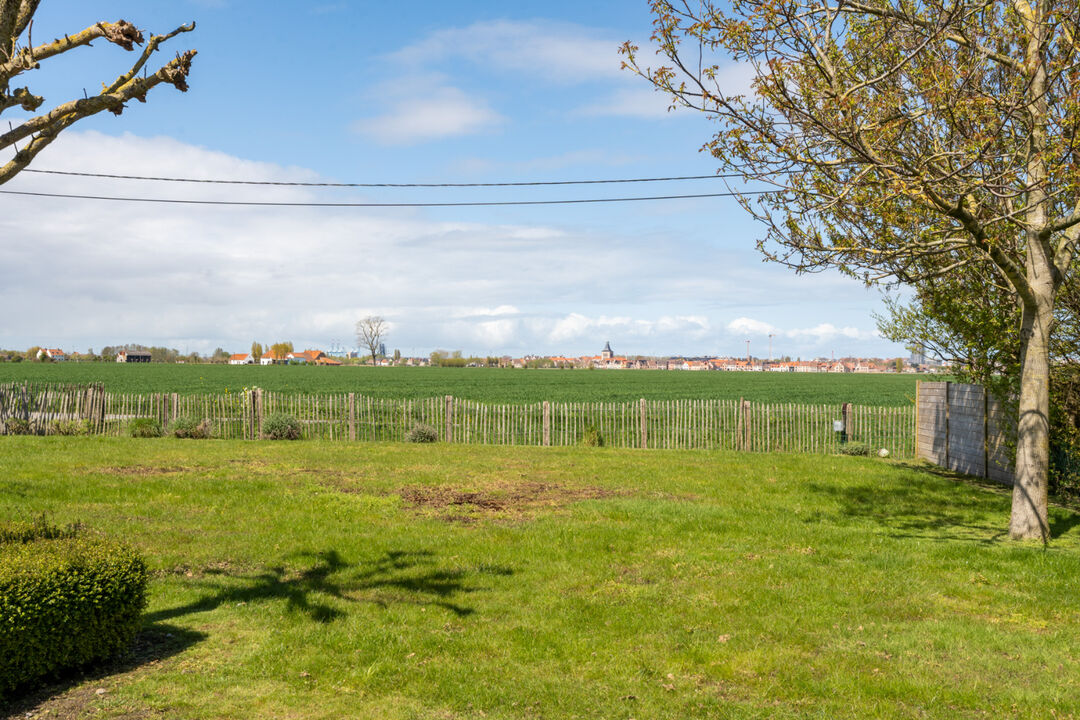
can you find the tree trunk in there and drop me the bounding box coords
[1010,289,1052,541]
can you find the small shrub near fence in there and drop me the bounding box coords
[129,418,163,438]
[263,413,301,440]
[0,519,149,699]
[171,416,213,439]
[405,423,438,443]
[837,442,872,456]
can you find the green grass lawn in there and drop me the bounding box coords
[0,363,926,405]
[2,437,1079,719]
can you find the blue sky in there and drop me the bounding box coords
[0,0,906,359]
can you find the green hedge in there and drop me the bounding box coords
[0,523,149,698]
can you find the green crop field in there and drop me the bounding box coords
[0,363,932,406]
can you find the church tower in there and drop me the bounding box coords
[601,341,614,361]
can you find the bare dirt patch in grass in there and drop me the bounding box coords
[398,480,622,520]
[101,466,191,477]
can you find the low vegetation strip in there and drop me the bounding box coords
[1,385,917,458]
[1,437,1078,719]
[0,364,924,405]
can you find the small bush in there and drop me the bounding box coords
[128,418,163,438]
[405,423,439,443]
[580,425,604,447]
[0,523,148,698]
[263,412,301,440]
[4,418,33,435]
[49,419,91,436]
[837,442,872,456]
[171,416,213,439]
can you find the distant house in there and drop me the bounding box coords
[116,350,151,363]
[229,353,254,365]
[39,348,66,362]
[286,350,326,364]
[260,350,285,365]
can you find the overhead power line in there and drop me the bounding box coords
[21,168,746,187]
[0,188,775,207]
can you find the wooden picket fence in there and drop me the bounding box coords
[0,383,917,457]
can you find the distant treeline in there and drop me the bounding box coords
[1,344,231,363]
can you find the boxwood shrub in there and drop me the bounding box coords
[0,522,149,698]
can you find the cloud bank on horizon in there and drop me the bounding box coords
[3,131,893,359]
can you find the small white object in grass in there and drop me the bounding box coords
[878,448,890,458]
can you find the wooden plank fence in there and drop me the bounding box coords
[0,382,917,457]
[916,381,1014,484]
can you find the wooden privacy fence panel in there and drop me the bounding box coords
[916,381,1015,484]
[0,383,918,457]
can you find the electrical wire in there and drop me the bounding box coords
[21,168,747,187]
[0,188,775,207]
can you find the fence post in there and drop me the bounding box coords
[542,401,551,446]
[255,388,264,439]
[742,398,752,451]
[171,393,179,427]
[348,393,356,441]
[639,398,647,449]
[842,402,853,442]
[445,395,454,443]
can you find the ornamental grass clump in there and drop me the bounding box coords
[4,418,33,435]
[49,419,91,436]
[0,519,148,699]
[128,418,163,438]
[580,425,604,447]
[171,416,213,439]
[263,412,301,440]
[837,442,872,456]
[405,423,438,443]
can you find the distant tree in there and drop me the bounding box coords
[211,347,229,363]
[355,316,387,367]
[269,341,293,361]
[251,341,263,362]
[0,5,196,184]
[393,348,401,363]
[25,345,40,361]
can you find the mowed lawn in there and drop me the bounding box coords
[2,437,1079,719]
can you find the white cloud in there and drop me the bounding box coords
[353,82,503,145]
[726,317,872,343]
[4,131,899,358]
[727,317,777,336]
[391,20,624,83]
[575,62,755,119]
[576,87,677,119]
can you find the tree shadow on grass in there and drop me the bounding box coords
[1,622,205,718]
[805,463,1080,544]
[146,548,511,625]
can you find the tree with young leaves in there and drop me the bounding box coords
[623,0,1080,541]
[0,2,195,184]
[355,316,386,367]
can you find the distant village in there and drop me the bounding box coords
[12,341,946,374]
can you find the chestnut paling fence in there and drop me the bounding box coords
[0,382,917,458]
